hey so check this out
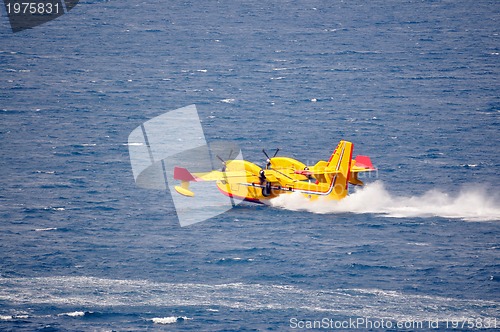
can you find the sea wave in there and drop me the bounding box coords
[0,276,497,322]
[151,316,190,324]
[57,311,89,317]
[34,227,58,232]
[0,314,29,320]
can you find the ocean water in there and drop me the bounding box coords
[1,0,499,331]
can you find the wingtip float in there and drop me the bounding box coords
[173,140,376,203]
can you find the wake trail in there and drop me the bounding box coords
[269,181,500,222]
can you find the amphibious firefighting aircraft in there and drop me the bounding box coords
[173,140,376,203]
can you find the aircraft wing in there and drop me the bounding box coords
[173,166,260,197]
[174,167,254,183]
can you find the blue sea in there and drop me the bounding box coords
[1,0,499,330]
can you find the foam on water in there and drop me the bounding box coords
[34,227,58,232]
[270,181,500,222]
[151,316,190,325]
[0,276,497,322]
[0,314,29,321]
[57,311,87,317]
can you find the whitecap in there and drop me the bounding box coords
[218,257,243,262]
[34,227,57,232]
[35,170,55,174]
[58,311,87,317]
[460,164,478,168]
[407,242,430,247]
[0,314,29,320]
[151,316,190,324]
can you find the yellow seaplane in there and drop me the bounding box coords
[173,140,376,203]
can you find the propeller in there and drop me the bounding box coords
[262,148,280,169]
[216,149,233,172]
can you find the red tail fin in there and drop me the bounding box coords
[173,167,197,182]
[354,155,375,170]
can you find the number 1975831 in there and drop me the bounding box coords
[6,2,60,15]
[446,318,497,329]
